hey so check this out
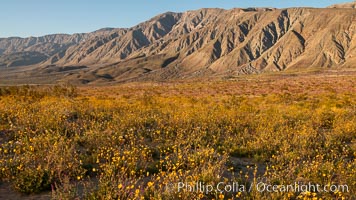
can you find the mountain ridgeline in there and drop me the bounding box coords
[0,4,355,84]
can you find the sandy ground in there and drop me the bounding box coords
[0,183,51,200]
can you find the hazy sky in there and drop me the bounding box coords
[0,0,350,38]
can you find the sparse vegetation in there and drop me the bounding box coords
[0,75,355,199]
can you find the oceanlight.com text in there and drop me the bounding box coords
[255,182,349,193]
[174,181,349,194]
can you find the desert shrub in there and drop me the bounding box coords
[13,168,52,194]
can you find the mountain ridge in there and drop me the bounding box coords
[0,3,355,84]
[328,2,356,8]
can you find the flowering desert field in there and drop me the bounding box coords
[0,72,355,199]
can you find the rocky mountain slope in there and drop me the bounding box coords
[0,2,355,84]
[328,2,356,8]
[0,29,115,67]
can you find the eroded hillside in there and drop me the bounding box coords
[0,4,355,84]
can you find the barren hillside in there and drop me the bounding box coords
[0,2,355,84]
[328,2,356,8]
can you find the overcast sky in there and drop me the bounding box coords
[0,0,350,38]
